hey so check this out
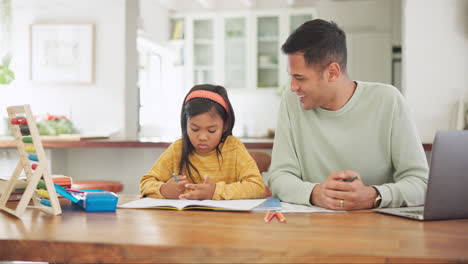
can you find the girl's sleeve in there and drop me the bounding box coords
[212,141,266,200]
[139,144,177,199]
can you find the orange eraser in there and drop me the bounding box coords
[264,211,271,222]
[266,211,276,223]
[276,212,287,223]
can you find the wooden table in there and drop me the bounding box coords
[0,195,467,263]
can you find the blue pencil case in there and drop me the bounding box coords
[45,184,119,212]
[75,191,119,212]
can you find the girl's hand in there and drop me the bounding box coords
[179,175,216,200]
[160,175,187,199]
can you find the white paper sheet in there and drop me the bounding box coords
[279,202,345,213]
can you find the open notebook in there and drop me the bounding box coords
[118,198,267,211]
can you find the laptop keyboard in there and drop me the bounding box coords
[405,210,424,214]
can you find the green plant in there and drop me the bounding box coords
[0,53,14,84]
[37,114,75,135]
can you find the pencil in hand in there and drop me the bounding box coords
[172,173,179,182]
[342,176,359,182]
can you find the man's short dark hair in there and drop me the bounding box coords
[282,19,347,72]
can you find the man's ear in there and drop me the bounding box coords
[326,62,341,82]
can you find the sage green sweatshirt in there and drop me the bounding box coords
[269,81,429,208]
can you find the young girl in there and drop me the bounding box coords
[140,84,265,200]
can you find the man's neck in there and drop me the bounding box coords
[327,78,357,111]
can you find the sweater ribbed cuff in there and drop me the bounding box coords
[212,182,225,200]
[373,185,392,208]
[299,182,316,206]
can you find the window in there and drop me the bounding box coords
[137,36,183,140]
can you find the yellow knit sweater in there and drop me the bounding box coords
[140,136,265,200]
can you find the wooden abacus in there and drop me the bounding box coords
[0,104,61,217]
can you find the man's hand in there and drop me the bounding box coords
[310,171,377,210]
[179,175,216,200]
[160,175,187,199]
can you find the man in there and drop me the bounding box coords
[268,19,428,210]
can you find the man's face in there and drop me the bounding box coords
[287,52,336,110]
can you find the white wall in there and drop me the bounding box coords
[229,91,282,137]
[0,0,137,139]
[140,0,170,46]
[403,0,468,143]
[316,0,392,32]
[124,0,140,140]
[0,0,12,58]
[138,1,182,140]
[391,0,402,46]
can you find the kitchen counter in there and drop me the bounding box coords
[0,136,432,150]
[0,137,275,149]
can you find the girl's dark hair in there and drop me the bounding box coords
[179,84,235,182]
[282,19,347,73]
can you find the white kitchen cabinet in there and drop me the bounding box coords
[222,15,249,89]
[192,17,215,85]
[255,10,315,90]
[256,15,280,89]
[171,9,316,91]
[170,9,393,93]
[289,14,313,33]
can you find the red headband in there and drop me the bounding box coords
[184,90,229,113]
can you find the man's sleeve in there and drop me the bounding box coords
[268,94,316,206]
[375,97,429,208]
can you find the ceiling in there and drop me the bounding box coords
[155,0,326,12]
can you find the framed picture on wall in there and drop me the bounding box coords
[30,23,94,84]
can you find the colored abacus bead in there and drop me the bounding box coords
[22,137,33,143]
[20,126,30,135]
[37,189,50,199]
[10,118,20,125]
[28,154,39,161]
[32,164,38,170]
[25,145,36,152]
[40,198,51,207]
[10,118,27,125]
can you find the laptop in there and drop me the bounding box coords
[375,130,468,221]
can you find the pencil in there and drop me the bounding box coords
[66,188,85,193]
[343,176,358,182]
[172,173,179,182]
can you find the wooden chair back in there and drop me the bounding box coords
[248,150,272,197]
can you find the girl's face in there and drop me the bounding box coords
[187,109,225,154]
